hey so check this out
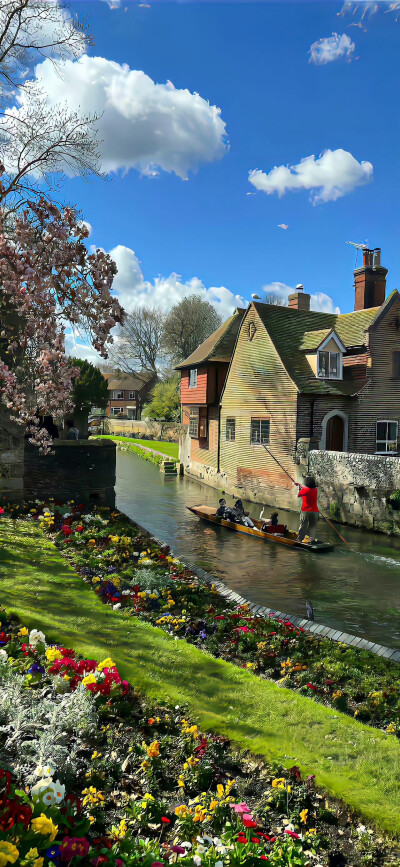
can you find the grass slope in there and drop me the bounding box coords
[1,517,400,835]
[94,436,179,460]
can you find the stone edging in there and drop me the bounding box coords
[131,516,400,664]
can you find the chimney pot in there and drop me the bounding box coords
[354,247,387,311]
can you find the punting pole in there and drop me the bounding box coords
[262,444,353,550]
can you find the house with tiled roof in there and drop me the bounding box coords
[178,248,400,511]
[103,371,156,419]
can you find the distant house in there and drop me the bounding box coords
[178,248,400,509]
[103,372,156,419]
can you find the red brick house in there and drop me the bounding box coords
[103,372,156,419]
[178,249,400,509]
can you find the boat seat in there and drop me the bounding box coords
[262,524,286,534]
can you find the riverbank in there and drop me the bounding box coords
[2,507,400,835]
[94,434,179,461]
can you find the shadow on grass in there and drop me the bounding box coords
[1,518,400,835]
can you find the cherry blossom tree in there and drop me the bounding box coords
[0,179,123,451]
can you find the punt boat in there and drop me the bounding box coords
[187,505,334,553]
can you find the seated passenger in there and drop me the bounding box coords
[261,512,279,531]
[234,499,255,528]
[215,498,227,517]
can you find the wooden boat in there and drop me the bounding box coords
[187,505,334,553]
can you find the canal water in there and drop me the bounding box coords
[116,450,400,648]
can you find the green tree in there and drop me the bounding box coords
[71,359,108,413]
[162,295,222,362]
[143,374,180,421]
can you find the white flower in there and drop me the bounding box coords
[215,861,224,867]
[180,842,192,850]
[193,857,202,866]
[0,649,8,662]
[29,629,46,648]
[31,777,53,798]
[195,846,206,854]
[51,780,65,803]
[121,590,130,595]
[113,603,122,610]
[34,764,54,777]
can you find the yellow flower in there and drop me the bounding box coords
[386,722,396,734]
[272,778,286,789]
[97,657,115,671]
[82,786,105,807]
[175,804,190,817]
[177,775,185,789]
[300,808,308,824]
[216,784,224,799]
[31,814,58,842]
[0,841,19,866]
[209,799,218,810]
[45,647,63,662]
[146,740,160,758]
[141,759,150,771]
[18,627,29,637]
[92,576,101,584]
[82,673,97,687]
[91,751,102,759]
[88,539,96,546]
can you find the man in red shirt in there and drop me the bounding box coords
[297,476,319,544]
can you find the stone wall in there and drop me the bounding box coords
[308,449,400,534]
[0,409,24,502]
[104,418,180,442]
[24,439,116,507]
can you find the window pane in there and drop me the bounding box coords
[376,441,386,452]
[329,353,339,376]
[189,369,197,388]
[388,422,398,441]
[387,440,398,452]
[260,420,270,443]
[376,422,387,440]
[250,420,260,443]
[226,418,235,441]
[318,351,328,376]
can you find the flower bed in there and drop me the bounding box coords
[4,501,400,736]
[1,609,399,867]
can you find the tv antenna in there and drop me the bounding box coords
[346,240,369,268]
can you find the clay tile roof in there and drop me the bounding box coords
[105,371,154,391]
[253,302,379,395]
[175,308,246,369]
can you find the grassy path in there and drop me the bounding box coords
[94,435,179,460]
[1,517,400,835]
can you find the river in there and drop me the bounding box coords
[116,450,400,648]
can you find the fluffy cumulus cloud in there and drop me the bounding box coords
[309,32,355,64]
[262,282,340,314]
[248,148,373,204]
[109,245,246,320]
[12,55,227,179]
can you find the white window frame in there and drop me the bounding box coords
[189,368,198,389]
[376,420,398,455]
[128,391,136,399]
[189,407,199,438]
[316,332,345,381]
[226,418,236,441]
[111,407,124,416]
[111,390,124,399]
[250,418,270,445]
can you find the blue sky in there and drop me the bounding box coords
[50,1,400,327]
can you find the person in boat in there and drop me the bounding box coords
[297,476,319,544]
[215,498,227,517]
[233,499,255,528]
[261,511,279,531]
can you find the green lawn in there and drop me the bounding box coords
[1,517,400,835]
[94,435,179,460]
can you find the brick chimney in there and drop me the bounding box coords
[288,284,311,312]
[354,248,387,311]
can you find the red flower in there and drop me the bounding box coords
[161,817,170,824]
[214,615,225,620]
[307,683,317,690]
[285,830,300,839]
[251,837,260,843]
[243,818,258,829]
[260,857,269,861]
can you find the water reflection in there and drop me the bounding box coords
[116,450,400,647]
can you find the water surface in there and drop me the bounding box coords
[116,450,400,647]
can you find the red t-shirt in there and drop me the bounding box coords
[298,486,319,513]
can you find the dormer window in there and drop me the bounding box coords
[316,332,345,381]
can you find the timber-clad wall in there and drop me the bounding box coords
[180,367,208,405]
[220,306,300,510]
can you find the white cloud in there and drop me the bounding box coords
[309,33,355,64]
[109,245,246,320]
[277,223,289,230]
[262,282,340,314]
[13,55,227,180]
[249,148,373,204]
